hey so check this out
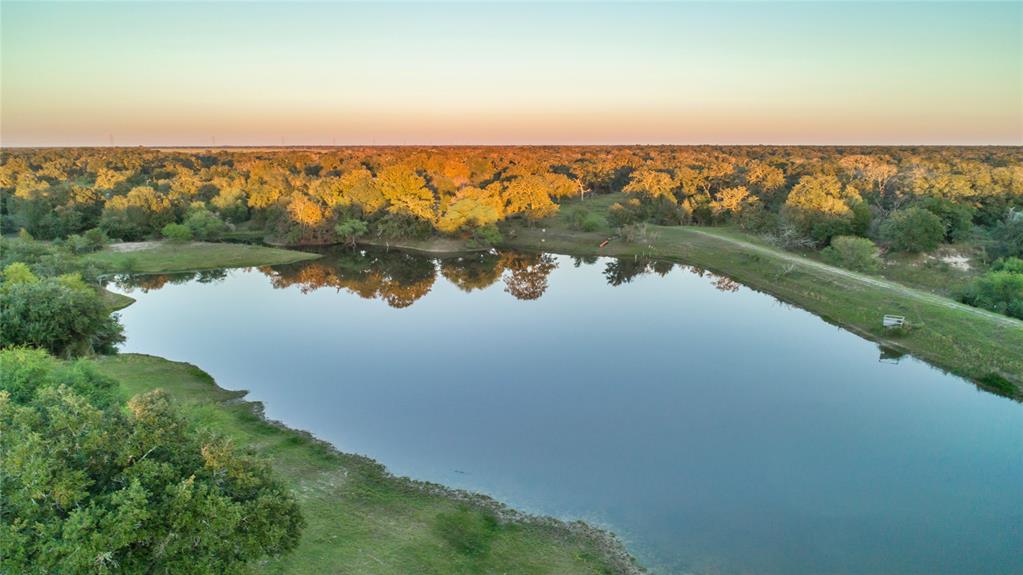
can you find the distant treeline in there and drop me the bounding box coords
[2,146,1020,250]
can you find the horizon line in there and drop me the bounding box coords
[3,143,1022,149]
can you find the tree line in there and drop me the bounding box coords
[1,146,1017,242]
[2,145,1021,316]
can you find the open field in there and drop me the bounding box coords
[90,354,637,575]
[357,236,488,256]
[84,240,319,274]
[502,195,1023,398]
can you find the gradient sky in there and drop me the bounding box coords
[2,1,1020,146]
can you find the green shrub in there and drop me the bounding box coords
[607,198,645,228]
[821,235,880,273]
[83,227,109,251]
[565,207,587,230]
[565,208,603,232]
[917,196,975,242]
[184,206,227,240]
[0,276,125,356]
[0,347,118,407]
[881,207,945,252]
[0,349,305,573]
[957,257,1023,319]
[988,212,1023,260]
[161,222,193,242]
[470,223,503,247]
[580,213,604,232]
[335,217,369,247]
[372,213,433,240]
[978,373,1016,397]
[1,262,39,285]
[62,234,91,255]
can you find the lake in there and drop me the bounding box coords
[111,249,1023,575]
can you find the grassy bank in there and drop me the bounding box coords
[91,354,638,575]
[85,240,320,274]
[100,286,136,311]
[502,196,1023,398]
[357,236,488,256]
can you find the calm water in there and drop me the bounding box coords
[112,249,1022,575]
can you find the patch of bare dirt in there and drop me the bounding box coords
[108,241,164,253]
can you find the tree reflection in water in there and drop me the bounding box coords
[112,269,228,293]
[265,249,437,308]
[110,249,743,307]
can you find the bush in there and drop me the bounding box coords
[917,196,975,242]
[608,196,681,227]
[334,217,369,247]
[736,205,780,234]
[979,373,1016,397]
[0,239,103,284]
[0,347,118,407]
[0,349,305,573]
[608,201,641,228]
[821,236,880,273]
[808,217,855,246]
[184,206,227,240]
[161,222,193,242]
[620,222,652,244]
[988,212,1023,260]
[62,234,91,255]
[957,257,1023,319]
[83,227,109,251]
[469,223,503,248]
[372,212,433,240]
[565,207,587,230]
[881,207,945,252]
[1,262,39,285]
[565,208,604,232]
[0,276,125,356]
[580,213,603,232]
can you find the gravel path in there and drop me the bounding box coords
[686,228,1023,330]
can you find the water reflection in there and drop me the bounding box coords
[114,269,229,291]
[266,249,437,308]
[110,247,744,307]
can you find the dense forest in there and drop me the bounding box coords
[1,145,1022,319]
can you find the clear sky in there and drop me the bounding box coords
[2,1,1020,146]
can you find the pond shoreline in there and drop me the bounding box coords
[100,241,1023,573]
[93,353,643,574]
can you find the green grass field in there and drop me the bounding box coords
[503,195,1023,398]
[84,241,320,274]
[91,354,636,575]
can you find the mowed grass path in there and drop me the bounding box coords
[503,196,1023,397]
[92,355,636,575]
[85,241,320,274]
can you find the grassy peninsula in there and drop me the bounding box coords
[86,240,320,275]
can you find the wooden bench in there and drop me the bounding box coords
[883,315,906,328]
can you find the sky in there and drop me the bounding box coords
[1,1,1020,146]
